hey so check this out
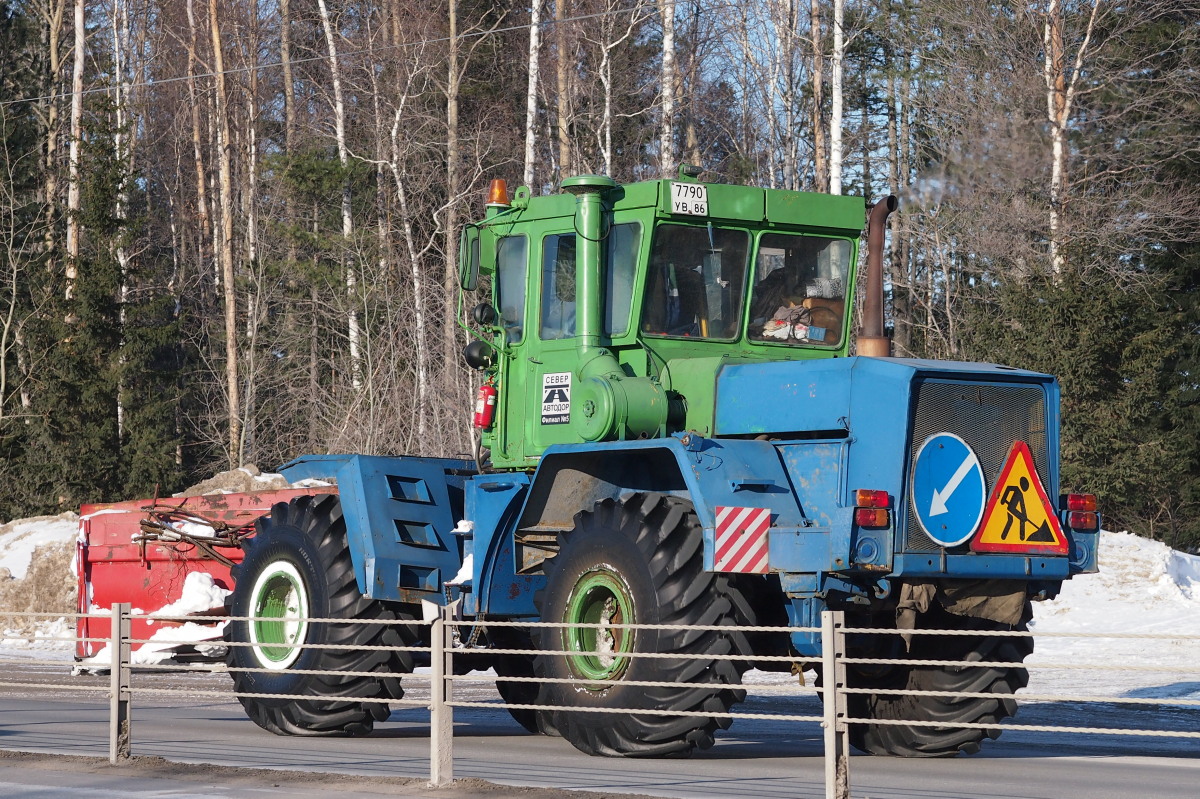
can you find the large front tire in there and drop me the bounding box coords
[225,494,416,736]
[846,603,1033,757]
[533,493,753,757]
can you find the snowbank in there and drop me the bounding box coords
[1026,531,1200,698]
[0,514,78,581]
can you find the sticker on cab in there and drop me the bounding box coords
[971,441,1067,554]
[541,372,571,425]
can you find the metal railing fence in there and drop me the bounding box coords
[1,605,1198,799]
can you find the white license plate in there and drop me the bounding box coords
[670,182,708,216]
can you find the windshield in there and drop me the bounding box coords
[749,234,851,347]
[640,224,749,339]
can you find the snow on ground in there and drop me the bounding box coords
[0,517,1198,702]
[1026,530,1200,699]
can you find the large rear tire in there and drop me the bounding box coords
[533,493,753,757]
[225,494,416,736]
[846,603,1033,757]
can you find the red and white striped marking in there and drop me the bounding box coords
[714,506,771,574]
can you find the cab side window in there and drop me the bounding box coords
[496,235,528,344]
[539,223,641,341]
[604,223,640,336]
[541,234,576,340]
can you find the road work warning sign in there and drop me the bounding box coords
[541,372,571,425]
[972,441,1067,554]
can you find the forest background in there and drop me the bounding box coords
[0,0,1197,548]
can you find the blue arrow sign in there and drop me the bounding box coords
[911,433,986,547]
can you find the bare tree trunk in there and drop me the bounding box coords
[595,3,647,175]
[186,0,212,281]
[682,0,702,168]
[280,0,296,154]
[65,0,84,300]
[444,0,463,444]
[900,52,916,348]
[316,0,363,391]
[657,0,676,177]
[40,0,67,266]
[112,0,133,438]
[209,0,242,466]
[166,168,184,465]
[829,0,844,194]
[809,0,826,192]
[555,0,571,179]
[886,64,911,355]
[1043,0,1100,278]
[389,105,432,446]
[861,103,871,200]
[779,0,799,191]
[243,0,262,463]
[524,0,543,187]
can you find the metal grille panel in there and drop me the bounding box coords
[905,381,1049,551]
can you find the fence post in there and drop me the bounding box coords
[821,610,849,799]
[429,605,454,787]
[109,602,132,763]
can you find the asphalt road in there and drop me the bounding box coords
[0,663,1197,799]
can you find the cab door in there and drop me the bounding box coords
[522,218,644,458]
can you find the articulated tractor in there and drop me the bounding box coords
[80,171,1101,758]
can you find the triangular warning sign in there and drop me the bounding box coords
[971,441,1067,555]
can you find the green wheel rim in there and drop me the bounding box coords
[563,568,635,682]
[249,560,309,669]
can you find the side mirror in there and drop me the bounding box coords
[459,224,481,291]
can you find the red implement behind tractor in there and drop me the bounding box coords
[75,487,334,663]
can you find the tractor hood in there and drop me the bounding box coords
[713,356,1056,437]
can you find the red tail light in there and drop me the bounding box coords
[856,489,890,508]
[1069,511,1099,531]
[854,489,890,528]
[1066,494,1097,512]
[855,508,890,528]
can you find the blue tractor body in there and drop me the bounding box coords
[280,354,1098,659]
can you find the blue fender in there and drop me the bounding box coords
[279,454,474,604]
[510,435,850,574]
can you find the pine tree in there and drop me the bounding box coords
[960,270,1197,549]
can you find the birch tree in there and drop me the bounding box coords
[382,48,438,445]
[316,0,363,391]
[1042,0,1099,276]
[208,0,241,465]
[185,0,212,282]
[555,0,571,179]
[587,0,653,175]
[110,0,133,437]
[524,0,543,187]
[657,0,677,177]
[828,0,844,194]
[33,0,67,266]
[64,0,83,300]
